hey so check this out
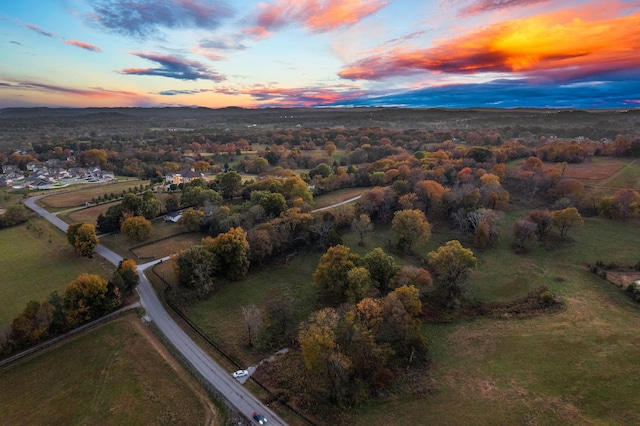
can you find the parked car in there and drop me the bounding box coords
[252,412,267,424]
[232,370,248,378]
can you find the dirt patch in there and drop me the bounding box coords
[424,286,565,322]
[605,270,640,289]
[543,160,625,180]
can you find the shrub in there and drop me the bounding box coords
[599,271,607,280]
[589,264,599,274]
[540,290,555,306]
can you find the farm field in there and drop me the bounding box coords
[0,313,218,425]
[0,218,112,326]
[38,178,147,209]
[312,187,366,210]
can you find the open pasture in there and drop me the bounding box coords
[39,178,146,209]
[0,218,112,326]
[0,313,216,425]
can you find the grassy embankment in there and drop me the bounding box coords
[0,313,218,425]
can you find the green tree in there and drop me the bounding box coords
[345,267,372,303]
[172,245,218,295]
[552,207,584,237]
[363,247,398,294]
[391,209,431,251]
[120,216,152,241]
[215,171,242,200]
[203,227,250,280]
[427,240,477,308]
[259,192,288,218]
[314,244,361,302]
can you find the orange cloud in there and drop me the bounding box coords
[65,40,103,53]
[235,83,365,107]
[340,4,640,81]
[247,0,387,36]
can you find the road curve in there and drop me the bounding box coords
[25,194,287,426]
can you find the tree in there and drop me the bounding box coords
[215,171,242,199]
[259,192,288,218]
[178,208,205,232]
[391,209,431,251]
[67,223,99,257]
[241,304,263,347]
[351,213,373,246]
[513,219,538,249]
[526,209,553,241]
[172,245,218,295]
[552,207,584,237]
[120,216,152,241]
[64,273,119,325]
[345,267,372,303]
[246,228,273,264]
[314,244,361,302]
[203,227,250,280]
[612,188,640,219]
[427,240,477,308]
[115,259,139,295]
[0,204,29,228]
[363,247,398,294]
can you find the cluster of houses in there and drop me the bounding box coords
[0,160,116,190]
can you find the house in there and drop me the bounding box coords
[164,211,183,223]
[164,167,205,185]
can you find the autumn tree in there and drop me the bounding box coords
[203,227,250,280]
[513,219,538,250]
[114,259,139,296]
[345,267,372,303]
[64,273,119,326]
[314,244,361,302]
[427,240,477,308]
[552,207,584,237]
[351,213,373,246]
[525,209,554,241]
[391,209,431,251]
[612,188,640,219]
[120,216,152,241]
[67,223,99,257]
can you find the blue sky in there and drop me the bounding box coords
[1,0,639,109]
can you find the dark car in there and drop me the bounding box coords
[252,412,267,424]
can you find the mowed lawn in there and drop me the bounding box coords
[39,178,147,209]
[0,313,216,425]
[0,218,113,325]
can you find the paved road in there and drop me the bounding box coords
[25,195,287,426]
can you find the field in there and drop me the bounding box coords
[312,187,365,210]
[0,313,218,425]
[183,210,640,425]
[38,178,147,209]
[0,218,112,326]
[64,202,115,224]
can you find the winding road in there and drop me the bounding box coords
[25,194,287,426]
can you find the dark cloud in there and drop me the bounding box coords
[330,76,640,109]
[25,24,54,37]
[88,0,232,39]
[457,0,550,17]
[121,53,225,81]
[0,79,143,98]
[157,88,214,95]
[10,41,23,45]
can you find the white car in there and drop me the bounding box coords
[232,369,248,378]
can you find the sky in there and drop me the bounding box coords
[1,0,639,109]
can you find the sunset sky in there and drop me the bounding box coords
[1,0,639,109]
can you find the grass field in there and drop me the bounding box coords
[0,313,218,425]
[63,201,115,224]
[39,178,147,209]
[0,218,113,326]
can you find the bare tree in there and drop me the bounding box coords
[242,304,263,347]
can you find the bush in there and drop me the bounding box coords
[589,264,599,274]
[599,271,607,280]
[540,290,555,306]
[634,261,640,271]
